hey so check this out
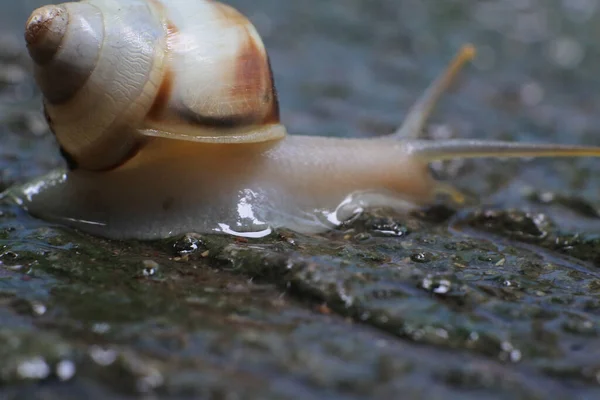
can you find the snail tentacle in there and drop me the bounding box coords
[408,139,600,162]
[393,44,476,139]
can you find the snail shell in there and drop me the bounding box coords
[25,0,283,171]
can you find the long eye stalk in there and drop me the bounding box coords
[393,44,476,139]
[395,44,600,162]
[409,139,600,162]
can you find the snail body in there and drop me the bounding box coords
[21,135,438,238]
[11,0,600,239]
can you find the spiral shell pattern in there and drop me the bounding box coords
[25,0,280,171]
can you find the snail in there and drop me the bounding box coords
[8,0,600,240]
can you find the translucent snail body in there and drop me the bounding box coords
[9,0,600,239]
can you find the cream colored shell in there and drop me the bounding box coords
[25,0,283,171]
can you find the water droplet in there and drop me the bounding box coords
[370,219,408,237]
[31,301,47,316]
[337,283,354,307]
[92,322,110,334]
[89,346,117,366]
[435,328,449,340]
[421,276,451,294]
[17,357,50,380]
[142,260,159,277]
[56,360,75,381]
[433,280,451,294]
[137,371,164,393]
[411,252,431,263]
[510,349,522,362]
[0,251,18,261]
[11,299,48,317]
[422,276,433,290]
[173,233,205,256]
[499,341,521,362]
[501,341,513,352]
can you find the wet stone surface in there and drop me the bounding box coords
[2,0,600,399]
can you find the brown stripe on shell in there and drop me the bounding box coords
[147,2,279,130]
[44,103,79,170]
[173,53,280,129]
[93,136,149,172]
[178,108,263,128]
[262,55,280,125]
[147,64,174,121]
[228,27,279,125]
[30,4,102,105]
[218,3,280,125]
[56,134,148,172]
[36,62,99,105]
